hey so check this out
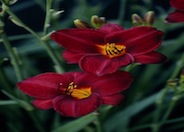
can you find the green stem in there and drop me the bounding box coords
[151,89,167,132]
[95,117,104,132]
[130,116,184,131]
[0,33,35,42]
[0,66,13,93]
[151,53,184,132]
[1,90,33,111]
[152,88,167,122]
[0,31,23,81]
[118,0,126,25]
[43,0,52,34]
[3,3,64,73]
[165,116,184,124]
[0,100,17,105]
[42,41,64,73]
[161,98,177,122]
[170,54,184,79]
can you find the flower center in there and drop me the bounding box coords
[97,43,126,58]
[58,82,92,99]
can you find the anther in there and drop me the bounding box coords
[105,43,126,57]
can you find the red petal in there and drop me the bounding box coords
[17,73,73,99]
[32,99,53,110]
[170,0,184,11]
[105,26,164,55]
[62,50,84,63]
[51,29,105,53]
[166,11,184,23]
[72,72,99,87]
[69,71,133,96]
[52,93,103,117]
[102,94,124,105]
[92,71,133,96]
[99,23,124,34]
[79,54,134,76]
[134,51,166,64]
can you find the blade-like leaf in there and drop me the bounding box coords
[0,100,17,105]
[104,91,161,132]
[52,113,97,132]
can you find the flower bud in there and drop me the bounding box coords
[131,14,144,26]
[144,11,155,26]
[91,15,106,28]
[74,19,91,28]
[51,9,64,19]
[9,16,24,27]
[167,79,179,87]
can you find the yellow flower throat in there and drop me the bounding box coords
[58,82,92,99]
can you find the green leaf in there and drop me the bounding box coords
[52,113,97,132]
[1,90,33,111]
[0,100,17,105]
[104,91,161,132]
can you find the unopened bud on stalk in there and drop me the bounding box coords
[9,16,24,27]
[51,9,64,19]
[167,79,179,87]
[91,15,106,28]
[144,11,155,26]
[131,14,143,26]
[74,19,91,28]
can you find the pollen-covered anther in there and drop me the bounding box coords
[97,43,126,58]
[58,82,92,99]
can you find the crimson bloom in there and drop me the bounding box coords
[17,71,133,117]
[165,0,184,23]
[51,23,166,76]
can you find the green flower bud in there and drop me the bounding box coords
[91,15,106,28]
[51,9,64,19]
[9,16,24,27]
[144,11,155,26]
[167,79,179,87]
[131,14,144,26]
[74,19,91,28]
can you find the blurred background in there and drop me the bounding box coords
[0,0,184,132]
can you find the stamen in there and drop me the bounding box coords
[65,82,77,95]
[58,82,92,99]
[97,43,126,58]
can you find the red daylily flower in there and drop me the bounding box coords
[51,23,166,76]
[17,71,133,117]
[166,0,184,23]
